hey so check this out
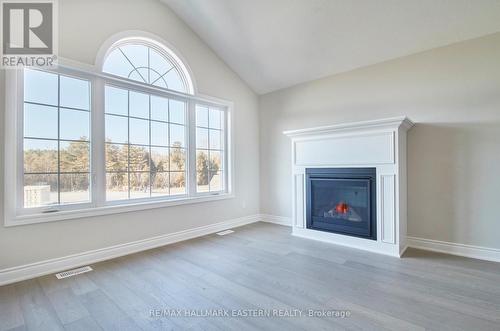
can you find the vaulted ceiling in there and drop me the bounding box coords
[162,0,500,94]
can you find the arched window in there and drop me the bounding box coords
[102,38,194,94]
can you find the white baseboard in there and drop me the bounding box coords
[259,214,292,226]
[399,244,409,257]
[407,236,500,263]
[0,214,260,286]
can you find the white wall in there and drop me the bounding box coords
[259,33,500,250]
[0,0,260,269]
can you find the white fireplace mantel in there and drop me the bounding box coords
[284,116,414,257]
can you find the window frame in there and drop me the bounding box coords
[102,39,193,94]
[194,104,227,194]
[101,80,191,204]
[15,66,96,217]
[98,35,195,95]
[4,57,234,227]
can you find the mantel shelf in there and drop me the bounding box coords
[283,116,414,138]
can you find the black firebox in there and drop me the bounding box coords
[306,168,376,240]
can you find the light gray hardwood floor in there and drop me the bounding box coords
[1,222,500,331]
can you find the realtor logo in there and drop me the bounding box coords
[1,0,57,68]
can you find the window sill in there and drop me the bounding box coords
[5,193,234,227]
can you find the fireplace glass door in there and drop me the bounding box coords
[306,168,376,240]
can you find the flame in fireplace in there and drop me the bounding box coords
[335,202,349,214]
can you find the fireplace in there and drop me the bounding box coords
[306,168,376,240]
[285,117,412,256]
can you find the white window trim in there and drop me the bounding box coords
[95,30,197,95]
[4,56,235,227]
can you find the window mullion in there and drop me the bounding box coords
[187,100,197,196]
[224,109,229,193]
[149,94,152,197]
[16,69,25,211]
[92,77,106,206]
[57,75,61,204]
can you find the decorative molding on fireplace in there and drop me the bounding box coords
[380,174,396,244]
[294,131,395,166]
[284,116,414,257]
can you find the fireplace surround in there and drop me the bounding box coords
[284,117,414,257]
